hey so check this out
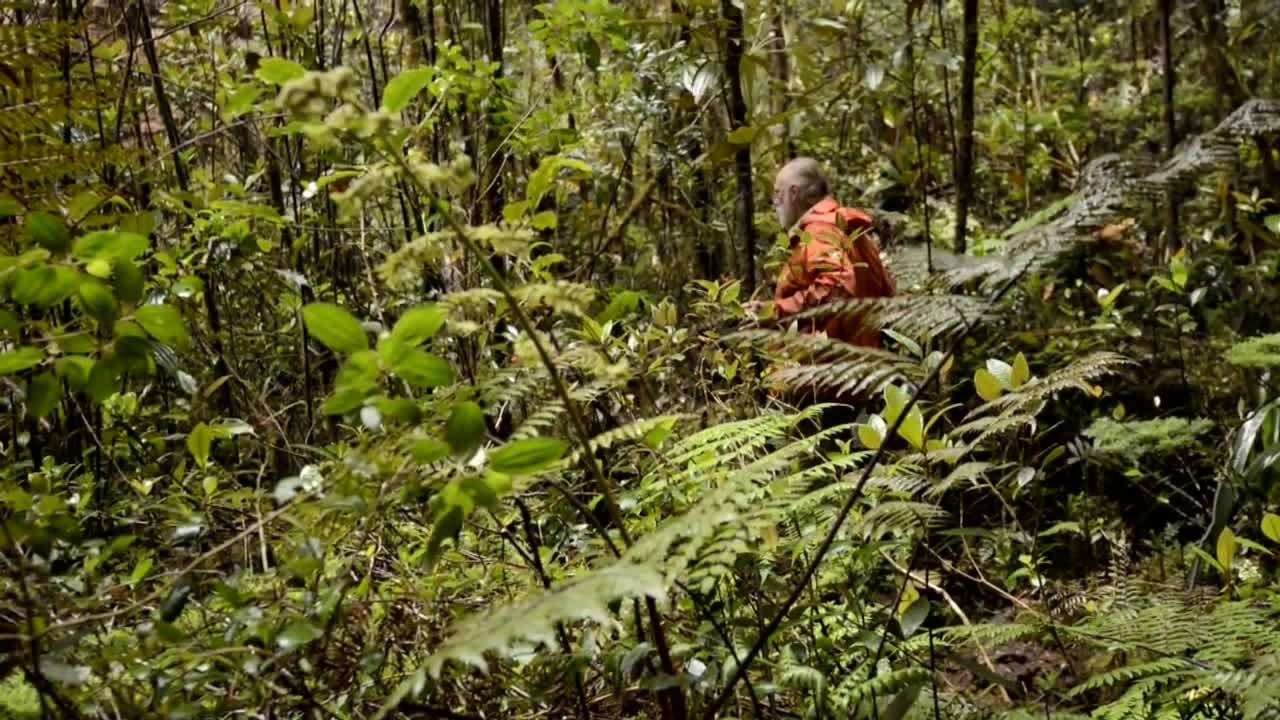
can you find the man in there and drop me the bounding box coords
[771,157,896,348]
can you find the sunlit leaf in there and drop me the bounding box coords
[489,437,568,475]
[303,303,368,353]
[382,67,432,112]
[135,304,190,351]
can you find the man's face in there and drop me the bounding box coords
[773,181,799,229]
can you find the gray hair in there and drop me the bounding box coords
[782,157,830,207]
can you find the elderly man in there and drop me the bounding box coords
[771,157,896,348]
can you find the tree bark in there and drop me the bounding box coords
[1160,0,1180,254]
[722,0,758,294]
[954,0,979,255]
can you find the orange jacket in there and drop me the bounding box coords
[774,197,896,348]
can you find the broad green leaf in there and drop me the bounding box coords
[277,620,322,649]
[727,126,757,145]
[1261,513,1280,544]
[0,348,44,375]
[255,58,305,85]
[530,210,558,230]
[188,422,213,469]
[0,309,17,336]
[73,231,149,261]
[1266,214,1280,236]
[391,305,447,345]
[424,504,464,568]
[78,281,119,325]
[114,259,144,304]
[0,194,22,217]
[445,400,485,459]
[390,349,453,388]
[883,384,908,425]
[1216,527,1236,577]
[411,438,451,463]
[87,358,121,404]
[135,304,190,351]
[858,414,887,450]
[12,267,80,306]
[897,405,925,450]
[55,356,93,389]
[322,387,368,415]
[303,303,367,353]
[28,211,69,252]
[382,67,432,112]
[27,373,61,419]
[974,368,1003,402]
[900,597,930,638]
[1011,352,1030,388]
[459,475,499,510]
[489,437,568,475]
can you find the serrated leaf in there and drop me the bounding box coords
[188,422,213,470]
[974,368,1003,401]
[0,347,44,375]
[382,67,432,112]
[489,437,568,475]
[1217,527,1236,577]
[391,305,447,345]
[1011,352,1030,388]
[303,303,367,353]
[256,58,305,85]
[27,373,61,419]
[446,400,486,460]
[135,304,190,351]
[28,211,69,252]
[73,230,149,261]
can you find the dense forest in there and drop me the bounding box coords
[4,0,1280,717]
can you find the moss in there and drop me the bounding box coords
[0,674,40,719]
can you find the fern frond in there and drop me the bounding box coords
[1066,658,1193,698]
[1082,417,1215,457]
[423,560,665,678]
[1227,333,1280,369]
[796,294,996,340]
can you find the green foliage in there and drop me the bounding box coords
[1083,416,1216,457]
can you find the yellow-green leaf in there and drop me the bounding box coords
[390,305,447,346]
[897,405,925,450]
[188,422,213,470]
[489,437,568,475]
[445,401,485,460]
[0,348,44,375]
[1261,513,1280,544]
[1216,527,1236,577]
[974,368,1003,402]
[1011,352,1030,388]
[135,304,190,351]
[302,303,367,354]
[382,67,432,113]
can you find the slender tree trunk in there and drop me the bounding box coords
[1160,0,1180,254]
[954,0,979,255]
[722,0,758,294]
[770,0,793,163]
